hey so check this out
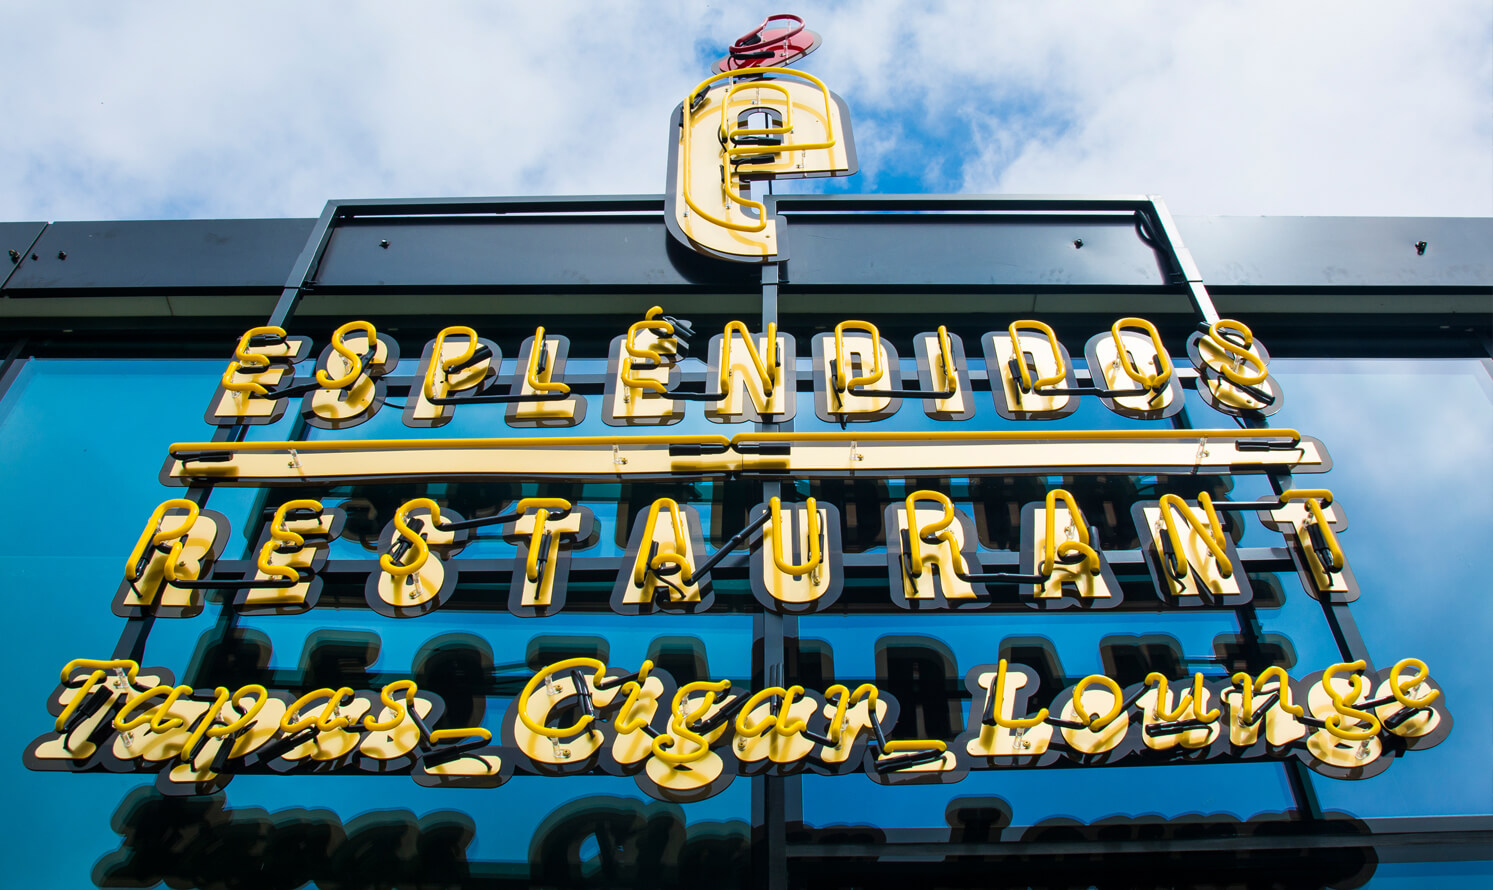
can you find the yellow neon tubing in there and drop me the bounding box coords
[1281,488,1333,506]
[363,679,419,732]
[430,727,491,744]
[282,687,358,733]
[729,428,1302,446]
[174,685,272,763]
[1110,317,1173,392]
[735,686,786,737]
[823,683,879,748]
[722,81,794,147]
[170,434,737,458]
[881,739,947,755]
[615,307,674,391]
[380,498,441,578]
[633,498,694,588]
[316,320,378,390]
[56,659,140,733]
[516,497,573,514]
[1072,674,1125,730]
[270,499,322,551]
[1321,661,1382,741]
[257,498,323,584]
[221,360,266,395]
[114,684,192,734]
[423,326,480,402]
[1145,673,1220,723]
[1204,319,1270,387]
[526,326,570,395]
[514,498,573,584]
[517,658,607,739]
[168,428,1305,464]
[210,685,269,738]
[620,356,670,396]
[734,685,809,738]
[177,687,233,762]
[62,658,139,684]
[769,497,821,577]
[1389,658,1440,708]
[1040,489,1100,577]
[719,320,780,398]
[1279,489,1344,572]
[651,679,733,766]
[220,326,289,395]
[1007,320,1067,391]
[233,326,285,371]
[1192,676,1222,723]
[1158,492,1233,580]
[525,508,553,583]
[255,541,299,582]
[624,307,676,363]
[125,499,200,584]
[992,659,1048,728]
[614,660,657,735]
[932,325,957,393]
[1231,666,1304,722]
[620,309,676,395]
[681,67,838,233]
[832,321,884,393]
[686,68,838,152]
[903,490,967,579]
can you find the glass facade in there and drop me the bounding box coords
[2,204,1489,887]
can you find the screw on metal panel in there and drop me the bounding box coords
[57,251,67,260]
[379,240,390,249]
[6,249,17,264]
[1073,238,1083,248]
[1414,240,1427,255]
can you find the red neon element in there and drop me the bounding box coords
[712,14,822,73]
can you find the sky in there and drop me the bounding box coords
[1,0,1489,222]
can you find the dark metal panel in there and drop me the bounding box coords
[1178,216,1493,289]
[1,207,1489,296]
[778,214,1169,288]
[3,218,315,295]
[313,216,757,291]
[0,222,46,288]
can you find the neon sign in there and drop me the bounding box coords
[23,16,1440,817]
[203,313,1287,430]
[27,655,1452,801]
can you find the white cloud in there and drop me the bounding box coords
[0,1,1486,220]
[936,2,1493,216]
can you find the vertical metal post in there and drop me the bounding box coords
[268,200,343,329]
[1164,208,1364,823]
[1147,195,1220,326]
[0,339,29,406]
[101,200,349,686]
[755,260,791,890]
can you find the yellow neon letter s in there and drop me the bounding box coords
[380,498,441,577]
[364,680,419,732]
[316,320,378,389]
[651,679,732,766]
[1203,320,1270,387]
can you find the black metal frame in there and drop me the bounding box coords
[5,192,1487,888]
